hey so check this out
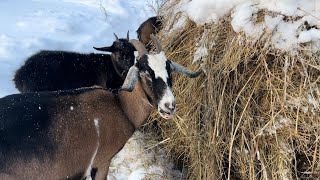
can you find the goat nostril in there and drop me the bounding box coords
[164,102,169,108]
[165,102,175,111]
[172,101,176,109]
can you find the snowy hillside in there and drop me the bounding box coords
[0,0,157,97]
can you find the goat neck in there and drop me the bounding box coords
[117,81,153,129]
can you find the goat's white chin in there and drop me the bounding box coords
[160,112,174,119]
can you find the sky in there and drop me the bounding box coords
[0,0,158,97]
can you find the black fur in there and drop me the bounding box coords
[0,87,104,177]
[0,91,59,171]
[13,38,135,93]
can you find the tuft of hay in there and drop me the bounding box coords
[143,3,320,180]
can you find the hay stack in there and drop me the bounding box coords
[144,1,320,179]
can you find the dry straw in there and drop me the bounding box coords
[143,2,319,180]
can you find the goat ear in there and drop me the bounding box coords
[169,60,202,78]
[93,46,113,52]
[120,65,139,92]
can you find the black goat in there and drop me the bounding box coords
[13,33,135,93]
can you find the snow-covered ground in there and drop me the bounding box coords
[108,131,182,180]
[0,0,157,97]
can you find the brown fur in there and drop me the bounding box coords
[92,82,153,179]
[137,16,162,49]
[0,82,152,180]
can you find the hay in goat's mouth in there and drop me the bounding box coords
[143,7,320,180]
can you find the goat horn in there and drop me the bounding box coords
[170,61,202,78]
[130,39,148,58]
[127,30,129,40]
[113,33,119,41]
[93,46,112,52]
[120,65,139,92]
[150,34,162,53]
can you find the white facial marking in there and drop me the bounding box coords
[85,118,100,177]
[147,51,168,83]
[147,52,176,118]
[158,87,175,113]
[134,51,138,63]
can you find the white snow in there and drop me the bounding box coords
[192,28,210,64]
[170,0,320,52]
[271,19,302,51]
[259,0,299,16]
[307,92,319,110]
[107,131,182,180]
[162,0,189,34]
[193,46,208,63]
[231,2,265,41]
[285,87,319,115]
[266,117,291,135]
[264,15,283,31]
[186,0,246,25]
[170,16,188,34]
[298,28,320,43]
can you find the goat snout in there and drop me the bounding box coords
[164,102,176,112]
[158,87,176,119]
[159,100,176,120]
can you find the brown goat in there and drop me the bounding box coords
[136,16,162,49]
[0,35,201,179]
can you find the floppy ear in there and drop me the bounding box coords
[169,60,202,78]
[119,65,139,92]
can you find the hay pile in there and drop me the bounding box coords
[144,1,320,179]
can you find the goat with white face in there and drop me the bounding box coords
[0,35,201,180]
[122,35,201,119]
